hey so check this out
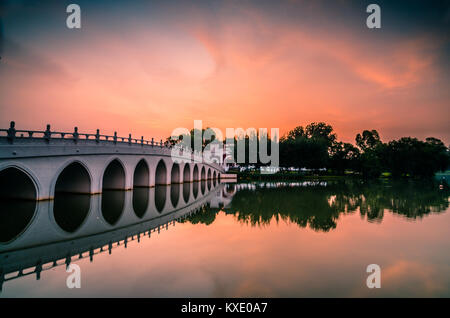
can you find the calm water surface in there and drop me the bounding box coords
[0,179,449,297]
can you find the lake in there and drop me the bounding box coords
[1,179,449,297]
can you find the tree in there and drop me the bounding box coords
[280,136,329,169]
[384,137,449,178]
[329,142,360,174]
[305,122,337,149]
[166,128,216,150]
[280,122,338,169]
[356,130,381,152]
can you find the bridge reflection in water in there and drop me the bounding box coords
[1,179,449,296]
[0,178,223,292]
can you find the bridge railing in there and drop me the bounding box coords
[0,121,219,163]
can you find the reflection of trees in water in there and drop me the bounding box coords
[228,185,350,232]
[183,180,449,232]
[355,180,450,221]
[179,205,218,226]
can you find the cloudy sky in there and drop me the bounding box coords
[0,0,449,143]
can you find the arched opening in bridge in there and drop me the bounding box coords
[213,171,217,186]
[54,163,91,232]
[183,164,190,183]
[170,184,180,208]
[155,185,166,213]
[0,167,37,200]
[103,159,126,190]
[207,169,212,190]
[171,163,180,184]
[55,162,91,194]
[133,160,149,188]
[201,180,206,195]
[207,176,212,190]
[183,182,190,203]
[0,168,37,242]
[201,166,206,180]
[193,164,199,181]
[102,190,125,225]
[54,192,91,233]
[155,160,167,185]
[192,181,199,199]
[0,199,36,243]
[133,188,149,218]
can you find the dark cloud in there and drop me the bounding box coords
[0,37,74,82]
[0,20,4,58]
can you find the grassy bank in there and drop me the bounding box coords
[234,170,450,182]
[236,171,352,182]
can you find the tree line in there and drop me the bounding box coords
[279,122,449,178]
[167,123,449,178]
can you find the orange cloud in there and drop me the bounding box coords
[0,3,448,144]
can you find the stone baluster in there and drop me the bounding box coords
[35,260,42,280]
[44,124,51,143]
[7,121,16,144]
[73,127,79,143]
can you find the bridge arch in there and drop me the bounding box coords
[155,160,167,185]
[55,161,91,194]
[183,163,190,183]
[201,166,206,181]
[154,185,166,213]
[192,179,199,199]
[53,192,91,233]
[201,179,206,195]
[171,162,181,184]
[170,184,180,208]
[0,165,38,243]
[133,159,150,188]
[52,161,91,233]
[101,189,125,225]
[102,158,126,190]
[0,165,38,200]
[207,170,212,190]
[183,182,190,203]
[133,187,149,218]
[193,164,199,181]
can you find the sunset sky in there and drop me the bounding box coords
[0,0,449,144]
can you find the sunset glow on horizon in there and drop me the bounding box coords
[0,0,449,144]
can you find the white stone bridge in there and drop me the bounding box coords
[0,121,225,201]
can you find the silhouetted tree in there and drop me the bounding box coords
[356,130,382,152]
[329,142,360,174]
